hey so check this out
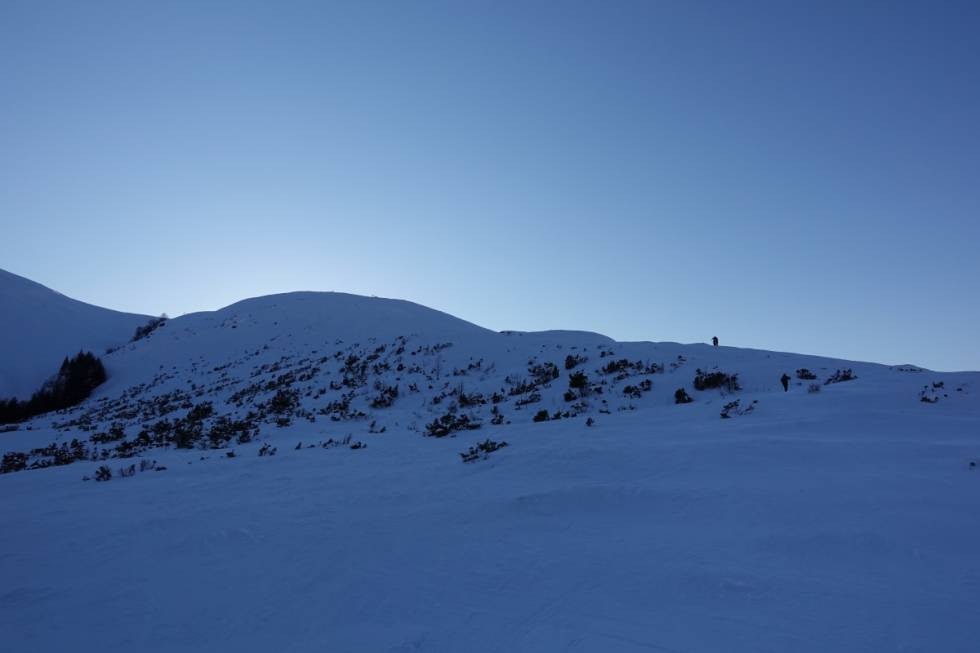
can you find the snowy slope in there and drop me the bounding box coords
[0,268,150,399]
[1,287,979,652]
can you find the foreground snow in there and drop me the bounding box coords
[2,388,979,652]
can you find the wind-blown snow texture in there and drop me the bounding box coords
[0,268,149,399]
[1,289,978,652]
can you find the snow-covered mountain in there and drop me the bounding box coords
[0,268,150,399]
[8,287,950,446]
[1,279,979,652]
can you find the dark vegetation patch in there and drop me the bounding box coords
[824,369,857,385]
[131,315,168,342]
[693,369,740,392]
[674,388,694,404]
[460,438,508,463]
[426,408,481,437]
[0,352,107,424]
[720,399,757,419]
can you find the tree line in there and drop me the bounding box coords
[0,351,107,424]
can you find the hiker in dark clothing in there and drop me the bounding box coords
[780,374,790,392]
[712,336,718,347]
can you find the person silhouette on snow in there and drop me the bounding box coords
[712,336,719,347]
[780,373,791,392]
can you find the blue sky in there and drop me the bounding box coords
[1,1,978,370]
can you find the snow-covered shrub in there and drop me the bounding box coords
[824,369,857,385]
[207,416,254,448]
[490,406,505,425]
[623,379,652,399]
[6,438,92,471]
[528,361,560,385]
[508,379,538,396]
[514,393,542,407]
[94,465,112,482]
[370,384,399,409]
[568,371,589,390]
[186,401,214,421]
[674,388,694,404]
[720,399,757,418]
[131,315,167,342]
[532,410,550,422]
[693,369,740,392]
[320,435,351,449]
[919,382,946,403]
[425,410,480,437]
[601,359,632,375]
[564,354,586,370]
[90,423,126,444]
[796,368,818,380]
[268,389,299,414]
[173,419,204,449]
[1,451,28,474]
[258,444,277,456]
[457,389,485,407]
[460,438,508,463]
[321,392,366,421]
[808,383,821,393]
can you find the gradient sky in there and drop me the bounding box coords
[1,1,978,371]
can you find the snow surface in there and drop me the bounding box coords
[1,288,979,652]
[0,268,150,399]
